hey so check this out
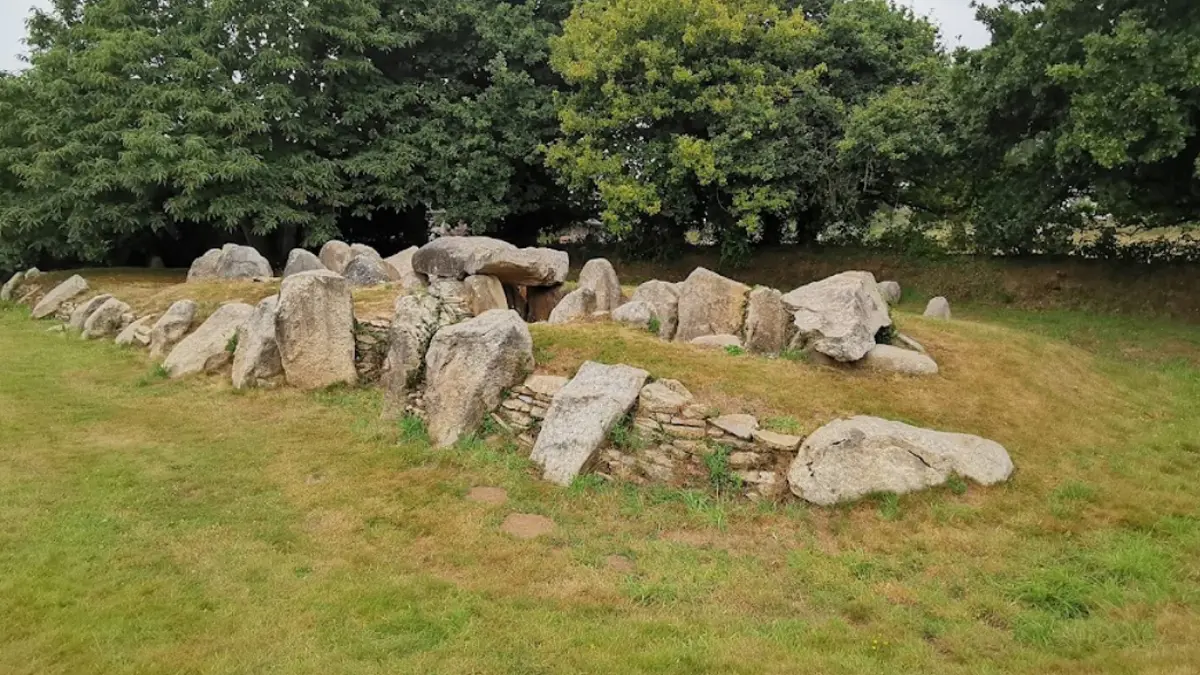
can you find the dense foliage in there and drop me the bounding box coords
[0,0,1196,270]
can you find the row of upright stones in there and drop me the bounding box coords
[5,236,1005,506]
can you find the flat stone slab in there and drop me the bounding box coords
[524,374,569,399]
[711,414,759,440]
[753,429,803,451]
[501,513,555,539]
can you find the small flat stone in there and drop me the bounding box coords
[662,423,708,439]
[690,334,743,349]
[501,513,555,540]
[711,414,759,440]
[753,429,803,451]
[523,374,570,399]
[680,403,711,420]
[466,487,509,505]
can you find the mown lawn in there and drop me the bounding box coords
[1,300,1198,674]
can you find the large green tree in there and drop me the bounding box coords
[546,0,941,259]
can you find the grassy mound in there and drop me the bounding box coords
[1,271,1199,673]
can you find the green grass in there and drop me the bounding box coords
[3,294,1200,673]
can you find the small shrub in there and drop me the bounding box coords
[703,443,743,496]
[608,415,646,451]
[723,344,745,356]
[646,316,661,335]
[946,474,969,496]
[398,413,430,444]
[225,333,239,353]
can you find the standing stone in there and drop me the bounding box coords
[611,300,657,330]
[186,249,223,281]
[547,287,596,324]
[283,249,326,277]
[924,296,951,319]
[68,294,113,331]
[743,286,792,355]
[787,416,1014,505]
[462,275,509,316]
[878,281,901,304]
[1,271,25,302]
[31,275,89,319]
[423,310,534,447]
[318,240,354,274]
[380,294,441,418]
[674,268,750,342]
[862,344,939,375]
[232,295,284,389]
[115,315,156,347]
[383,246,428,292]
[578,258,621,312]
[149,300,198,360]
[342,254,392,286]
[631,280,680,339]
[531,361,649,486]
[81,297,131,339]
[163,303,255,378]
[782,271,891,362]
[276,270,357,390]
[215,244,272,279]
[526,285,566,322]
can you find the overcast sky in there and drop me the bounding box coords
[0,0,992,73]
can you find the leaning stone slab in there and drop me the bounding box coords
[81,297,131,339]
[31,275,89,319]
[787,416,1014,506]
[631,280,680,339]
[531,361,649,486]
[1,271,25,302]
[149,300,198,360]
[115,315,156,347]
[782,271,891,362]
[276,270,356,390]
[232,295,284,389]
[862,344,938,375]
[163,303,254,378]
[547,287,596,324]
[380,293,441,418]
[68,294,113,331]
[578,258,622,312]
[423,310,534,447]
[675,267,750,342]
[282,249,326,277]
[743,286,792,355]
[463,274,509,316]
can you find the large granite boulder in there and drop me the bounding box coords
[423,310,534,447]
[67,294,113,331]
[1,271,25,302]
[463,274,509,316]
[782,271,891,362]
[924,296,951,319]
[232,295,284,389]
[342,254,392,286]
[862,344,938,375]
[380,294,441,418]
[547,287,596,324]
[186,249,224,281]
[149,300,198,360]
[674,268,750,342]
[215,244,272,279]
[578,258,621,312]
[276,270,356,390]
[383,246,428,293]
[412,236,567,286]
[282,249,326,278]
[163,303,254,378]
[531,361,649,486]
[743,286,792,355]
[81,297,132,339]
[115,315,156,347]
[31,275,89,319]
[611,300,657,330]
[787,416,1014,505]
[318,240,353,274]
[630,280,680,339]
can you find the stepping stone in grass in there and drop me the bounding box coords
[466,486,508,505]
[501,513,554,540]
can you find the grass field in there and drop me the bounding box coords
[2,272,1199,673]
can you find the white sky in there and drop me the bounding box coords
[0,0,992,73]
